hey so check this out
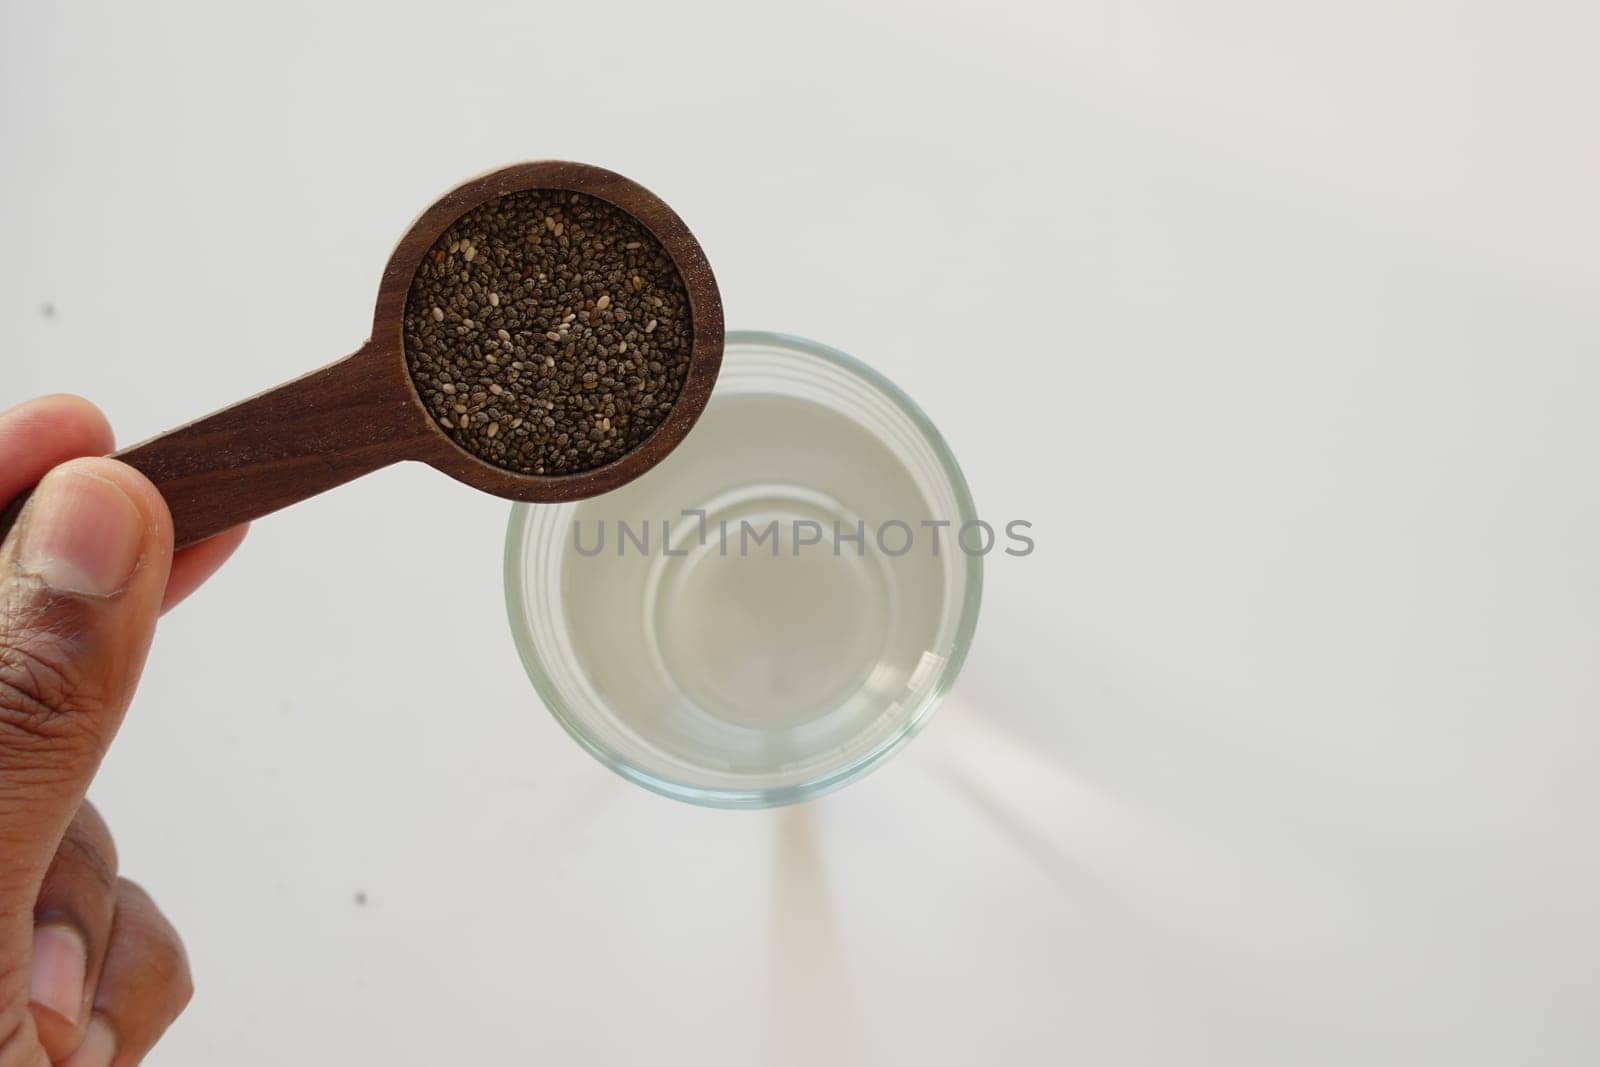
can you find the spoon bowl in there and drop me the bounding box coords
[375,161,724,501]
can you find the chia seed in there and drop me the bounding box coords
[403,189,693,475]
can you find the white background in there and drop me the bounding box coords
[3,1,1599,1063]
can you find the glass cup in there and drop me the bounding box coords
[504,331,981,807]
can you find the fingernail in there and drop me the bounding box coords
[17,467,145,597]
[29,924,86,1024]
[62,1013,116,1067]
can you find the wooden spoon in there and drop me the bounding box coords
[1,161,724,550]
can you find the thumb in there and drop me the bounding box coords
[0,459,172,971]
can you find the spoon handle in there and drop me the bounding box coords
[114,344,424,549]
[1,344,423,552]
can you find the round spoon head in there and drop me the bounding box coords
[372,161,724,502]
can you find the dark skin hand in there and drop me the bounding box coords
[0,396,248,1066]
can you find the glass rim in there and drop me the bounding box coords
[504,329,984,808]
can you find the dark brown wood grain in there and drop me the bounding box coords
[0,162,725,551]
[111,343,430,547]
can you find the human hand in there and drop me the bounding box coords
[0,396,247,1066]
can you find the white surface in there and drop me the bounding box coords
[3,1,1599,1063]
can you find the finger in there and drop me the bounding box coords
[0,458,173,1015]
[0,395,115,505]
[28,802,119,1061]
[161,524,249,614]
[0,397,247,614]
[76,880,193,1067]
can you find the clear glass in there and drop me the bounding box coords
[505,331,982,807]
